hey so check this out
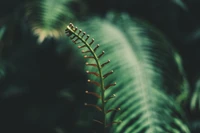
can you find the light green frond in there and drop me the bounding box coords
[77,12,190,133]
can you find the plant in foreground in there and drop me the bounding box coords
[65,23,121,132]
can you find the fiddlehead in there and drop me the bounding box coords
[65,23,121,132]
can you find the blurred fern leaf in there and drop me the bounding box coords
[172,0,188,10]
[174,52,190,104]
[26,0,74,43]
[190,78,200,110]
[0,26,6,40]
[76,12,190,133]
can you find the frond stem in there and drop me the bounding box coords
[67,25,107,131]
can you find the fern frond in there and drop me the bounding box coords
[74,12,190,133]
[190,78,200,110]
[26,0,74,43]
[65,23,120,132]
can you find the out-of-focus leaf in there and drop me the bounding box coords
[26,0,75,43]
[0,26,6,57]
[190,78,200,110]
[0,63,6,79]
[0,26,6,40]
[174,52,190,104]
[172,0,188,10]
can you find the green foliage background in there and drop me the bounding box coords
[1,0,200,133]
